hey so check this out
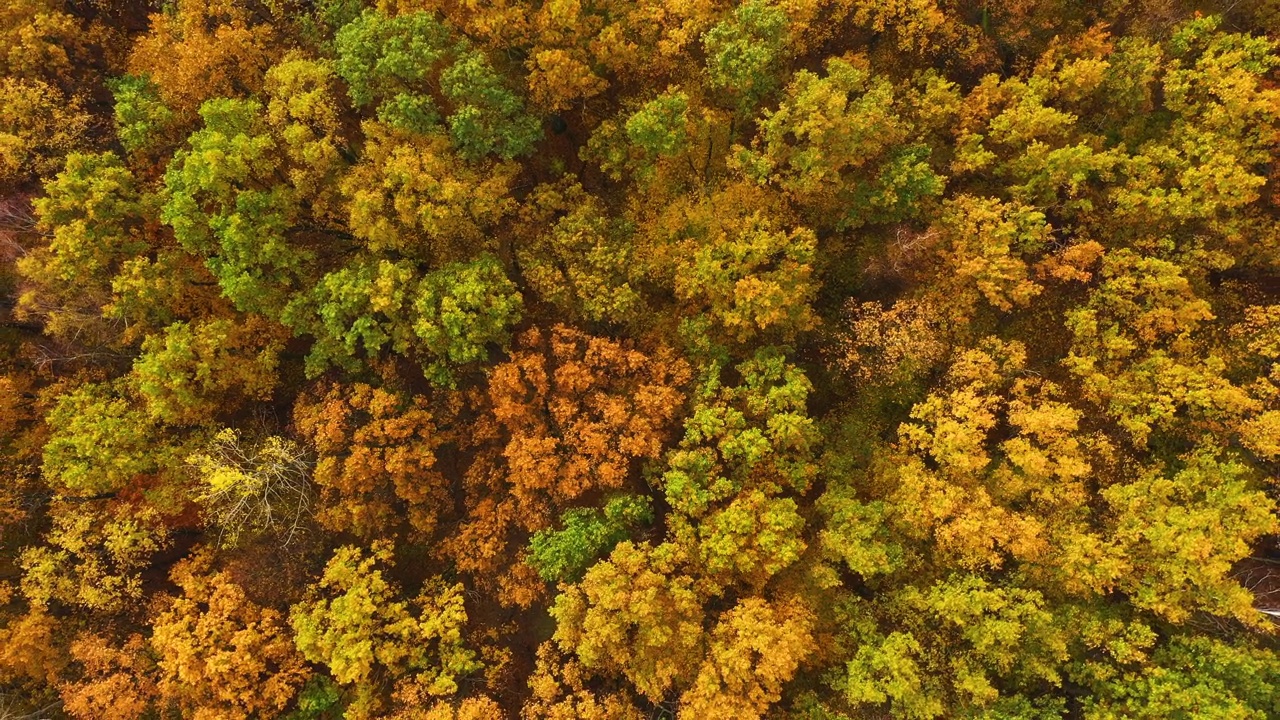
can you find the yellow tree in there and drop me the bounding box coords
[290,542,480,720]
[151,551,310,719]
[1065,249,1260,448]
[128,0,280,123]
[59,633,159,720]
[0,78,91,190]
[522,643,645,720]
[20,502,172,614]
[551,541,705,702]
[678,596,815,720]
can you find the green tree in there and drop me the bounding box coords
[840,576,1068,719]
[17,152,146,343]
[440,51,542,160]
[1082,635,1280,720]
[741,57,951,230]
[412,254,524,385]
[41,381,174,497]
[334,9,540,160]
[701,0,788,114]
[333,10,451,109]
[109,74,176,156]
[282,253,522,383]
[161,97,310,315]
[529,495,653,583]
[1104,449,1277,625]
[133,317,286,425]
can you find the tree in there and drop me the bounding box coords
[128,0,280,122]
[102,251,228,345]
[487,326,689,522]
[528,495,653,583]
[623,90,692,178]
[653,347,819,596]
[840,575,1068,718]
[41,381,174,498]
[701,0,789,114]
[0,78,90,190]
[439,52,542,161]
[411,254,524,386]
[1104,18,1280,264]
[290,542,480,720]
[675,214,817,347]
[59,633,159,720]
[334,9,540,160]
[925,195,1048,320]
[816,487,902,581]
[283,257,419,378]
[109,74,177,156]
[342,122,518,262]
[333,10,451,109]
[17,151,146,344]
[20,502,171,613]
[0,0,87,90]
[648,187,820,348]
[833,298,950,389]
[877,339,1083,574]
[187,429,314,547]
[151,551,310,719]
[661,347,818,519]
[678,596,815,720]
[517,181,643,325]
[740,57,951,230]
[522,643,645,720]
[285,253,522,383]
[161,97,310,316]
[526,48,608,114]
[695,488,806,590]
[0,607,65,687]
[263,53,350,216]
[1081,634,1280,719]
[551,541,705,702]
[1065,249,1259,448]
[293,382,449,540]
[133,317,287,426]
[1104,449,1277,625]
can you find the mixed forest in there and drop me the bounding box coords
[4,0,1280,717]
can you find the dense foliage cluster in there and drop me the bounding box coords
[3,1,1280,717]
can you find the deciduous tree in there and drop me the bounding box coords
[290,542,480,719]
[151,551,310,719]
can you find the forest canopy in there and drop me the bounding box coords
[3,0,1280,718]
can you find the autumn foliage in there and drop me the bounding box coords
[3,1,1280,718]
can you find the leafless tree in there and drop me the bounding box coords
[188,429,315,548]
[0,695,61,720]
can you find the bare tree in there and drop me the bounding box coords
[188,429,315,548]
[0,695,61,720]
